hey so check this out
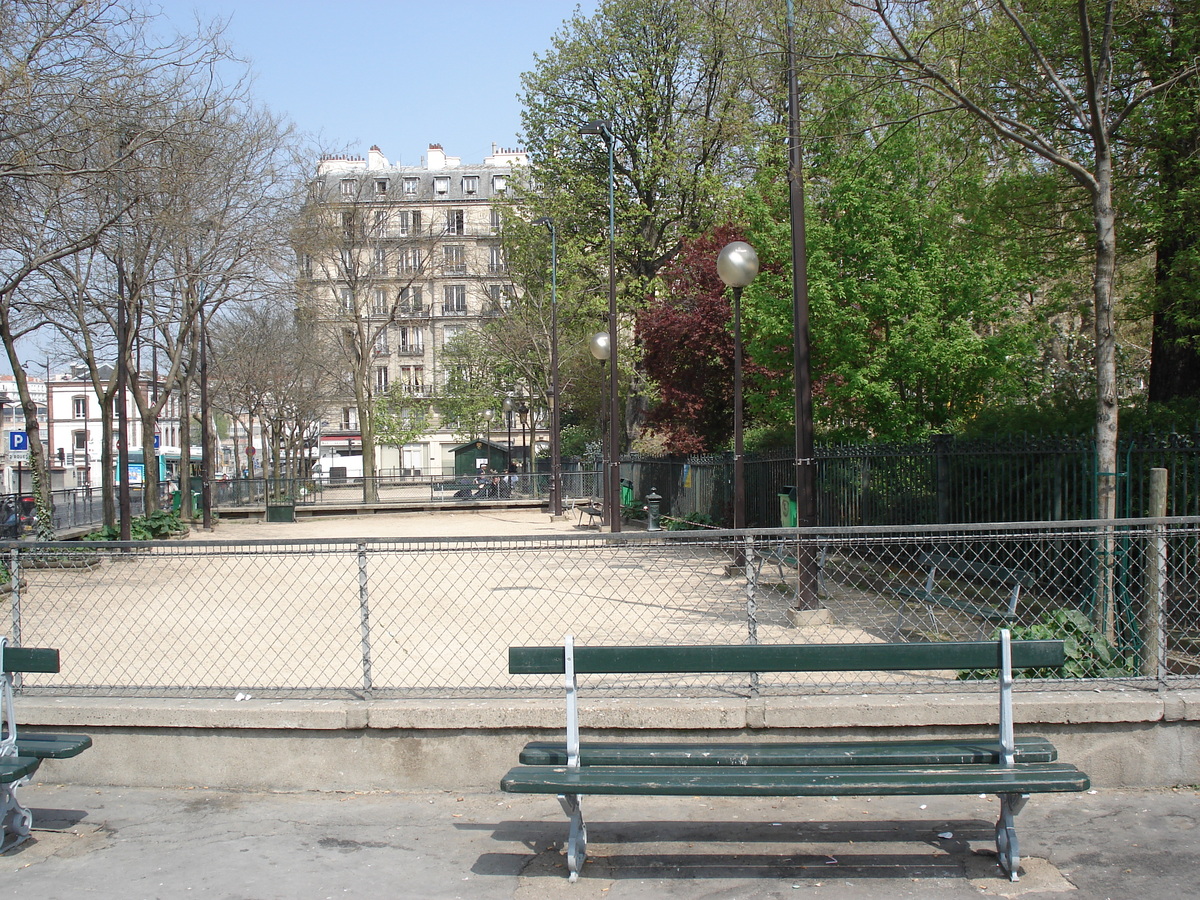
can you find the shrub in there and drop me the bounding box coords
[959,608,1138,680]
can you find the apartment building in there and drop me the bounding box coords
[300,143,536,475]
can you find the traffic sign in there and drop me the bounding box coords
[7,430,29,461]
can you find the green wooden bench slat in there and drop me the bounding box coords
[0,757,41,785]
[509,640,1064,675]
[1,647,60,674]
[519,736,1058,767]
[5,733,93,760]
[501,762,1091,797]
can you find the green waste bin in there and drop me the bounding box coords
[778,485,797,527]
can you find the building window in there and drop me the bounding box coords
[373,290,389,316]
[399,326,423,354]
[341,211,355,238]
[403,177,419,195]
[443,324,465,347]
[340,288,355,314]
[490,208,502,231]
[372,247,387,273]
[73,430,87,451]
[443,244,465,274]
[462,175,479,194]
[373,209,388,233]
[400,285,424,314]
[342,407,355,430]
[399,366,425,395]
[340,178,356,195]
[72,396,88,418]
[433,176,449,195]
[374,178,389,195]
[375,366,389,392]
[445,209,464,235]
[373,331,389,356]
[443,284,467,314]
[397,210,422,236]
[492,174,508,193]
[489,245,505,273]
[397,247,423,273]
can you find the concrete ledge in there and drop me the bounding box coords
[17,688,1200,792]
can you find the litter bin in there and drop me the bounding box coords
[778,485,797,527]
[620,478,635,512]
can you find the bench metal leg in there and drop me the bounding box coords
[995,792,1029,881]
[557,793,587,881]
[0,779,33,851]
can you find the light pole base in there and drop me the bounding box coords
[787,606,832,628]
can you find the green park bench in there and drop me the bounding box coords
[501,634,1089,882]
[2,640,92,850]
[892,551,1033,637]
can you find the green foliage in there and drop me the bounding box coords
[374,389,432,451]
[740,77,1034,442]
[559,424,597,459]
[958,609,1138,681]
[84,511,187,541]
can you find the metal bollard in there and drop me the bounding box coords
[645,487,662,531]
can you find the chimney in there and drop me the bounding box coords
[427,143,446,170]
[368,145,387,169]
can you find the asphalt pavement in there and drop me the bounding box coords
[3,782,1196,900]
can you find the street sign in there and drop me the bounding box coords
[154,433,161,449]
[247,446,256,456]
[7,430,29,461]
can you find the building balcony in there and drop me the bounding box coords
[440,306,470,316]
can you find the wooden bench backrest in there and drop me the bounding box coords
[922,553,1034,588]
[1,647,60,674]
[509,640,1064,676]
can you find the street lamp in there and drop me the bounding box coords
[517,400,530,472]
[533,216,563,518]
[589,331,611,522]
[717,240,759,534]
[579,119,620,533]
[482,408,495,448]
[502,395,514,470]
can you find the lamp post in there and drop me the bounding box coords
[589,331,612,521]
[502,395,514,469]
[517,400,529,473]
[534,216,563,517]
[482,408,494,449]
[717,240,759,534]
[787,0,818,610]
[579,119,620,533]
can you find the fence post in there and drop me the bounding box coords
[357,542,373,695]
[745,537,759,697]
[1142,468,1168,680]
[9,547,20,690]
[934,434,952,524]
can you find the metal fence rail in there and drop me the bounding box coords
[6,517,1198,699]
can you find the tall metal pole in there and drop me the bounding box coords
[787,1,817,609]
[116,248,132,540]
[199,300,212,530]
[536,218,563,517]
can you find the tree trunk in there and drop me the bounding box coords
[1091,153,1120,642]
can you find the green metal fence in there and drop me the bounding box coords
[622,433,1200,528]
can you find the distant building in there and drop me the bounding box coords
[299,143,539,475]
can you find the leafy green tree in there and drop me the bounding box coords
[739,95,1032,441]
[841,0,1200,518]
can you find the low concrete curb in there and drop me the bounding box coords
[19,687,1200,792]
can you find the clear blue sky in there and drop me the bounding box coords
[153,0,596,165]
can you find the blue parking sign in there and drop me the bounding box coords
[8,431,28,451]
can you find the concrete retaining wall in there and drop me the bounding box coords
[20,689,1200,791]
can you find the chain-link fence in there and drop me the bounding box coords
[6,517,1198,699]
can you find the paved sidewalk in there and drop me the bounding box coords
[3,783,1196,899]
